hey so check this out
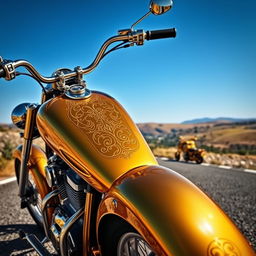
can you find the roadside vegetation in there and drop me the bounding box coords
[1,121,256,177]
[152,147,256,170]
[0,125,22,177]
[142,120,256,169]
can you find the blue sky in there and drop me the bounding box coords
[0,0,255,124]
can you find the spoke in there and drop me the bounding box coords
[125,238,130,255]
[118,233,155,256]
[138,240,146,255]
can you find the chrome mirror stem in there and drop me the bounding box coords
[130,11,151,31]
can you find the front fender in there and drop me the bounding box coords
[97,165,254,255]
[13,144,50,199]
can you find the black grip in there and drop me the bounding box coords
[0,66,6,78]
[146,28,176,40]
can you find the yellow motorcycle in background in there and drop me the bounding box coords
[0,0,255,255]
[175,136,205,164]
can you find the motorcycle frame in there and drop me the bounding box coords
[11,68,255,256]
[4,5,254,253]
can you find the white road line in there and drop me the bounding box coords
[0,176,16,186]
[149,157,256,175]
[160,157,169,161]
[218,165,232,169]
[244,169,256,174]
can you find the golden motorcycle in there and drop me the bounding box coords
[175,137,205,164]
[0,1,255,255]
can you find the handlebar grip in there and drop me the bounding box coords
[146,28,176,40]
[0,66,6,78]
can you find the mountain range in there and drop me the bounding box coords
[181,117,256,124]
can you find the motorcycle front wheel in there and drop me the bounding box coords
[117,232,155,256]
[15,159,44,227]
[195,155,203,164]
[101,218,156,256]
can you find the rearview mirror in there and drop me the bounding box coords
[130,0,173,31]
[150,0,173,15]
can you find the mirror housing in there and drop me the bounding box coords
[129,0,173,31]
[150,0,173,15]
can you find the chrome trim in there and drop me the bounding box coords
[59,208,84,256]
[117,232,155,256]
[10,34,130,85]
[11,103,30,129]
[74,66,84,85]
[131,11,151,31]
[0,59,16,80]
[41,189,60,239]
[45,166,54,188]
[19,139,32,198]
[13,60,59,83]
[25,234,53,256]
[50,224,60,242]
[150,0,173,15]
[66,174,85,191]
[80,34,130,75]
[65,85,91,100]
[19,104,38,199]
[41,236,49,244]
[55,212,68,229]
[2,30,150,87]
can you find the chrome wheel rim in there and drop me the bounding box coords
[117,232,155,256]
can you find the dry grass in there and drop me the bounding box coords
[207,127,256,145]
[0,135,45,177]
[1,146,256,178]
[0,160,15,177]
[153,147,177,159]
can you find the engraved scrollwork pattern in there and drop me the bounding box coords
[207,238,241,256]
[66,96,139,158]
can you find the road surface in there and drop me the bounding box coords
[0,159,255,255]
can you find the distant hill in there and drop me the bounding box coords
[137,120,256,155]
[181,117,256,124]
[137,122,212,137]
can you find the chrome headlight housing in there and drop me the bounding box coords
[11,103,31,129]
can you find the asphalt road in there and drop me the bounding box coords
[0,160,255,255]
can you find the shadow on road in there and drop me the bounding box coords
[0,223,44,256]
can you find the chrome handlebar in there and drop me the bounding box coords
[0,28,176,86]
[0,31,145,84]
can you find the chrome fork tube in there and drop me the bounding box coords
[59,208,84,256]
[19,104,38,204]
[41,189,60,239]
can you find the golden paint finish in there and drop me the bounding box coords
[207,238,241,256]
[98,194,164,255]
[66,95,139,158]
[13,144,50,199]
[97,165,255,256]
[37,91,157,192]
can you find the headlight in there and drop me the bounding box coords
[11,103,30,129]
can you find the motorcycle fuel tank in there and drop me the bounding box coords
[37,91,157,192]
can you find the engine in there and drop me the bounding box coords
[45,154,87,255]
